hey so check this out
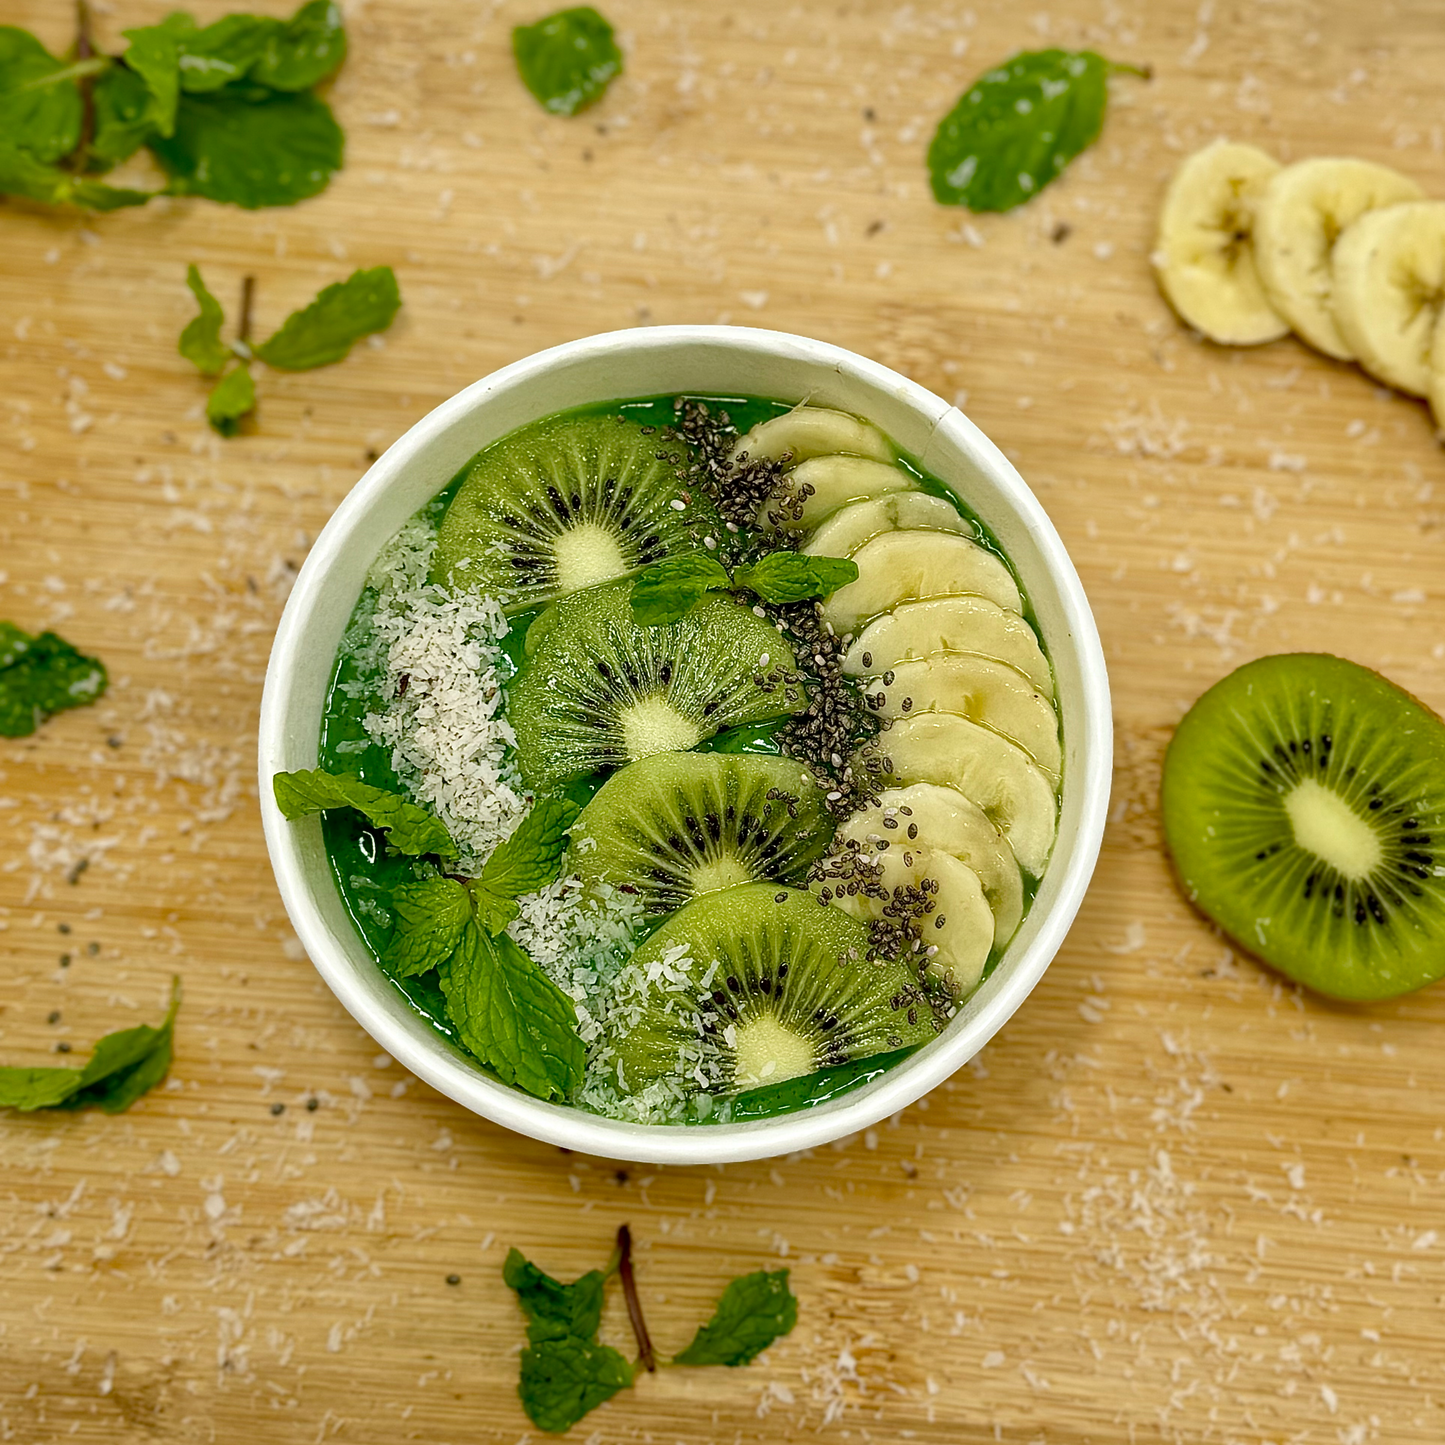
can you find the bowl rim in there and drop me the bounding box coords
[259,324,1112,1165]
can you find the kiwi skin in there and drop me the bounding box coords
[1161,652,1445,1002]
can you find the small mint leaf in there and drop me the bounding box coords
[504,1248,608,1344]
[206,363,255,436]
[381,877,472,978]
[180,264,231,375]
[272,769,457,858]
[253,266,401,372]
[480,797,581,902]
[512,7,622,118]
[518,1336,635,1432]
[673,1269,798,1366]
[630,553,732,627]
[733,552,857,604]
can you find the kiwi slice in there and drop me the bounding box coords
[569,752,833,912]
[1162,653,1445,1001]
[509,579,804,790]
[430,412,717,607]
[613,884,936,1097]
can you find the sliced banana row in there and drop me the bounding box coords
[1154,142,1445,433]
[754,406,1062,995]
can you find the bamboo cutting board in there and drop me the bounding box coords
[3,2,1445,1441]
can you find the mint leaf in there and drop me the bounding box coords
[90,24,182,166]
[381,877,471,978]
[733,552,858,604]
[0,627,108,738]
[504,1248,608,1344]
[119,23,181,137]
[272,769,457,859]
[253,266,401,371]
[207,363,255,436]
[0,145,152,211]
[480,798,580,901]
[0,979,180,1114]
[630,553,732,627]
[151,86,343,209]
[175,14,280,94]
[438,925,584,1101]
[254,1,347,91]
[519,1336,635,1433]
[470,885,521,937]
[673,1269,797,1366]
[180,265,231,375]
[0,27,84,163]
[512,7,622,118]
[927,49,1126,213]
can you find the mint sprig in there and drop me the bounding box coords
[630,550,858,626]
[504,1231,799,1433]
[272,768,457,858]
[179,264,231,375]
[0,978,181,1114]
[0,625,108,738]
[673,1269,798,1366]
[927,48,1147,213]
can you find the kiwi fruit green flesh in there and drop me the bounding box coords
[430,413,718,608]
[1161,652,1445,1001]
[612,884,936,1097]
[569,752,833,912]
[508,579,805,791]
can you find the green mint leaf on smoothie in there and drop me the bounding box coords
[504,1248,609,1344]
[253,1,348,91]
[927,49,1141,212]
[207,362,255,436]
[180,265,232,375]
[253,266,401,371]
[518,1336,635,1433]
[438,924,585,1101]
[0,146,152,212]
[272,769,458,859]
[470,886,521,937]
[381,877,473,978]
[0,26,87,164]
[0,626,108,738]
[733,553,857,605]
[512,6,622,118]
[0,979,180,1114]
[151,87,343,209]
[631,553,732,627]
[673,1269,798,1366]
[480,798,581,902]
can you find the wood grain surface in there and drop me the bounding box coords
[3,2,1445,1441]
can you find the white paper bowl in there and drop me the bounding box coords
[259,326,1111,1165]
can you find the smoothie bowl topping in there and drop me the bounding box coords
[273,394,1062,1125]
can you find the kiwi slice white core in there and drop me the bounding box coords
[733,1014,816,1088]
[619,696,706,761]
[689,853,754,895]
[551,521,629,594]
[1284,777,1383,878]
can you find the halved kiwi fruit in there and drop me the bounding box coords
[430,412,718,607]
[508,579,804,790]
[613,884,936,1097]
[1161,653,1445,1001]
[569,752,833,912]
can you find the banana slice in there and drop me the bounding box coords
[730,406,893,467]
[802,492,976,558]
[838,783,1023,946]
[865,656,1061,778]
[871,713,1057,875]
[820,531,1022,636]
[757,457,917,533]
[825,843,993,995]
[1331,200,1445,397]
[1153,140,1289,345]
[1254,158,1424,359]
[841,596,1053,699]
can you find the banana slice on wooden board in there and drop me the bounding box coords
[863,656,1061,779]
[1254,157,1423,359]
[838,783,1024,946]
[1331,200,1445,397]
[824,843,993,994]
[867,713,1058,876]
[730,407,893,467]
[841,596,1054,699]
[821,531,1022,636]
[1153,140,1289,345]
[757,456,917,532]
[803,492,976,558]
